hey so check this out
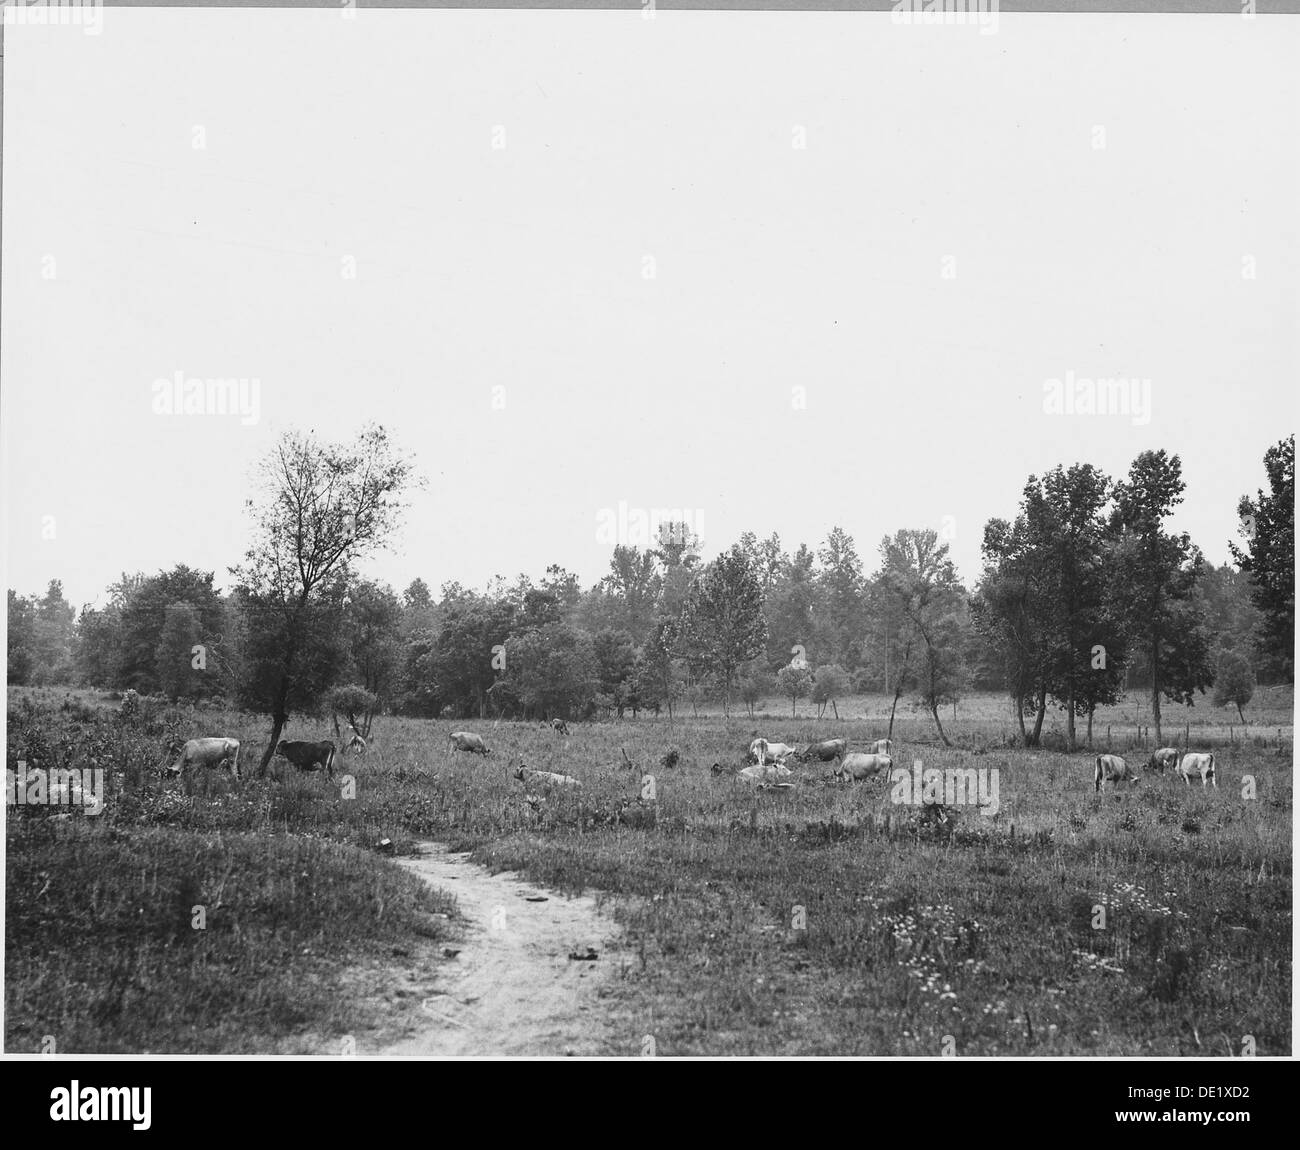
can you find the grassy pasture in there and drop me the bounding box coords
[5,686,1292,1055]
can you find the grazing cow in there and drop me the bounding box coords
[738,763,794,784]
[833,753,892,782]
[799,738,847,762]
[1176,752,1217,789]
[867,738,895,756]
[275,740,337,778]
[344,727,367,756]
[514,763,581,788]
[749,738,797,765]
[1146,747,1178,774]
[1093,754,1136,793]
[166,737,241,779]
[448,731,490,756]
[551,718,570,736]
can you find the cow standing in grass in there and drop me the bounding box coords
[1094,754,1136,793]
[275,740,337,778]
[448,731,490,756]
[165,737,241,780]
[1176,752,1217,789]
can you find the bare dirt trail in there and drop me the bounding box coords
[374,841,631,1057]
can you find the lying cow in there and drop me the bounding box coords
[1146,747,1179,774]
[448,731,490,756]
[165,737,241,779]
[749,738,798,765]
[833,753,892,782]
[1176,752,1217,789]
[1094,754,1136,793]
[276,739,337,778]
[738,763,793,784]
[514,763,581,788]
[799,738,847,762]
[867,738,894,755]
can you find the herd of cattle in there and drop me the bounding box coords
[161,723,1220,796]
[1094,749,1218,791]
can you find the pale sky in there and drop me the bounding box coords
[3,9,1296,610]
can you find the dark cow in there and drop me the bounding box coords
[276,739,337,778]
[798,738,847,762]
[551,718,570,735]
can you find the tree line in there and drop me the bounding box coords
[8,431,1292,758]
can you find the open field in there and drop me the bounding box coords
[5,687,1292,1056]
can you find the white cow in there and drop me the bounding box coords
[166,737,241,779]
[448,731,490,756]
[1146,747,1179,774]
[1176,752,1217,789]
[867,738,894,755]
[514,764,581,788]
[738,763,794,784]
[749,738,798,765]
[833,753,892,782]
[1094,754,1136,793]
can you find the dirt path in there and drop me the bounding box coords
[374,842,629,1057]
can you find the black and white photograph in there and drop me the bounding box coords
[1,0,1295,1088]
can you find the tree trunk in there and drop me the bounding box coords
[1066,684,1076,752]
[831,699,839,720]
[930,702,952,747]
[888,692,900,741]
[258,692,289,776]
[1150,638,1161,746]
[1236,702,1245,724]
[1086,704,1095,747]
[1028,684,1047,746]
[1015,692,1028,746]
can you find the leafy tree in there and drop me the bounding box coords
[739,673,765,719]
[504,623,598,720]
[593,628,637,717]
[73,602,122,687]
[419,593,515,719]
[115,566,225,692]
[635,617,682,720]
[1027,465,1118,751]
[232,425,421,774]
[1230,435,1294,681]
[676,545,768,717]
[811,663,849,720]
[1212,649,1255,723]
[338,580,403,706]
[1108,450,1215,745]
[876,529,967,746]
[765,543,818,671]
[600,547,661,643]
[29,580,76,684]
[327,683,380,740]
[816,527,868,669]
[155,601,205,701]
[738,531,784,597]
[776,662,813,718]
[7,590,36,685]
